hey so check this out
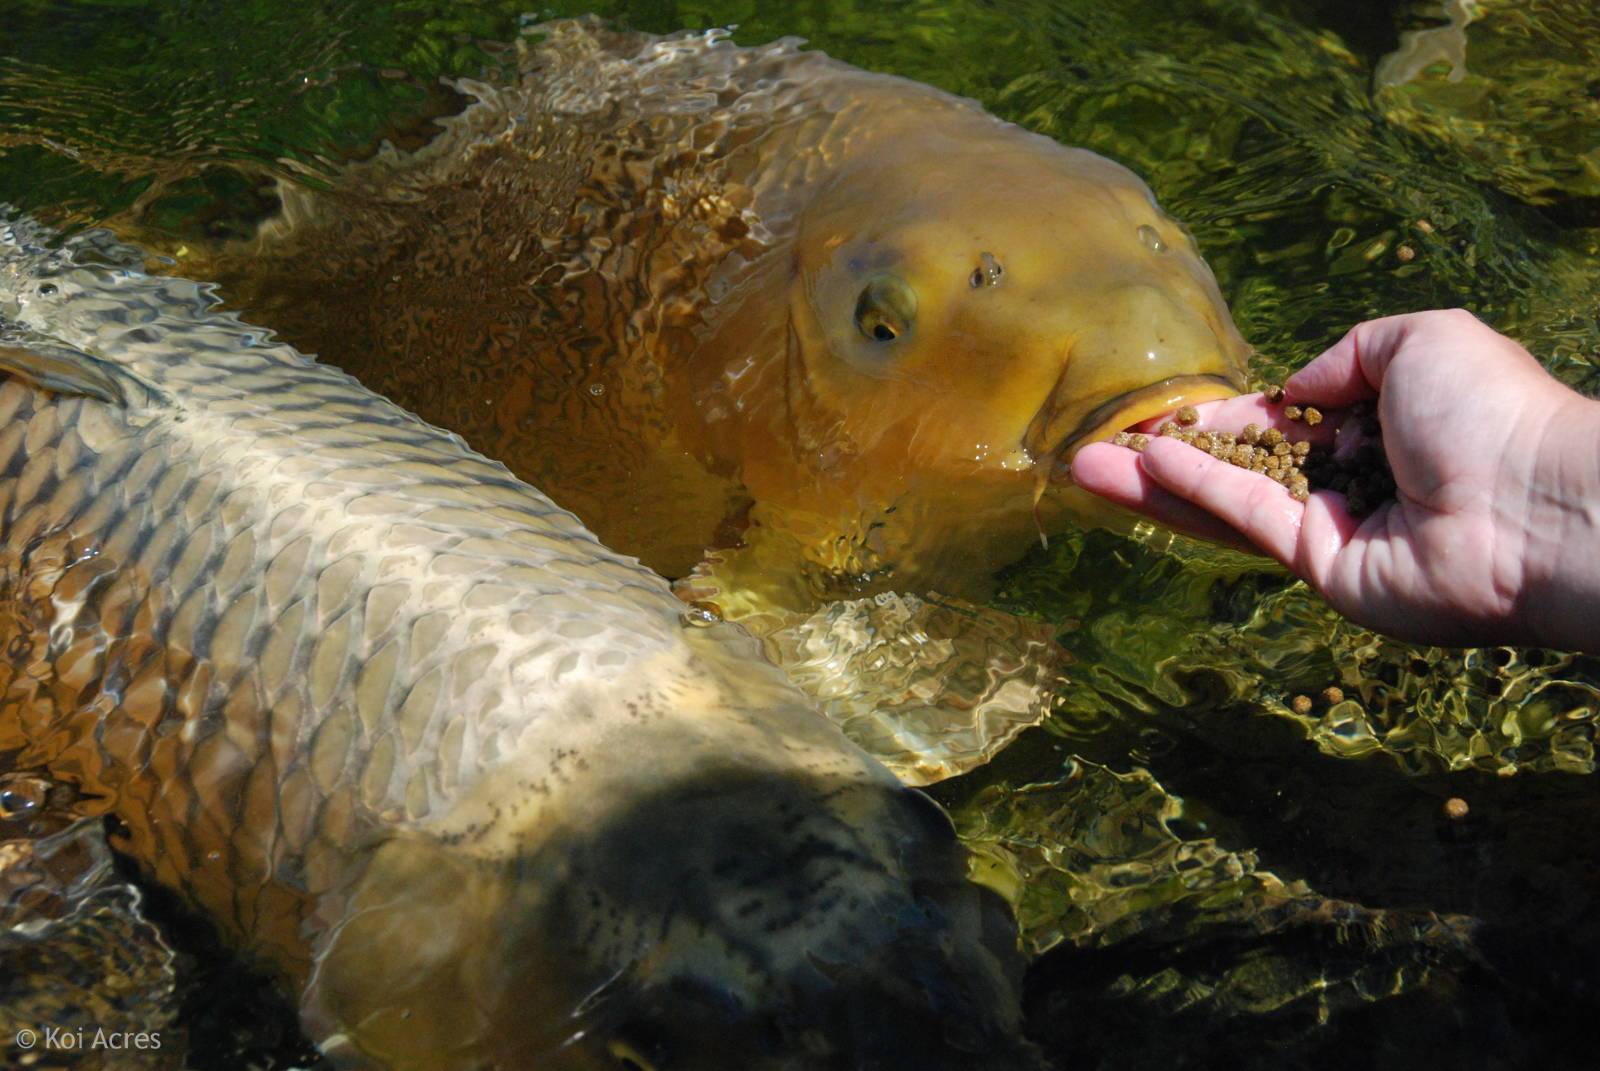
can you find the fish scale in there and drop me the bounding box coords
[0,218,1033,1070]
[0,237,727,961]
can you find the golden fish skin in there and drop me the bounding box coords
[0,220,1036,1070]
[148,18,1248,610]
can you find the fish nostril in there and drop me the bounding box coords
[970,252,1004,289]
[1137,224,1167,253]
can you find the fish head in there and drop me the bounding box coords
[729,121,1248,569]
[549,768,1041,1071]
[301,764,1039,1071]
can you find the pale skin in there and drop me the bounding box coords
[1072,309,1600,654]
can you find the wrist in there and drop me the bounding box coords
[1521,391,1600,654]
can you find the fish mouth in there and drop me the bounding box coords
[1028,373,1241,484]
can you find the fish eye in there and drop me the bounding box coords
[854,273,917,343]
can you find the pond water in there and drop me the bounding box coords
[2,1,1598,1067]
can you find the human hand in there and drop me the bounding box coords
[1072,310,1600,652]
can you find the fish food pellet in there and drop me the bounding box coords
[1251,383,1395,517]
[1110,431,1151,451]
[1321,686,1344,705]
[1116,387,1396,518]
[1290,694,1314,715]
[1442,797,1469,821]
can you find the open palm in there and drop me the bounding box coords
[1073,310,1600,651]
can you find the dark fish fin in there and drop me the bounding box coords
[0,338,167,408]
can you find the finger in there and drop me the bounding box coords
[1286,311,1463,405]
[1132,436,1310,568]
[1071,442,1262,554]
[1136,436,1377,585]
[1294,488,1370,589]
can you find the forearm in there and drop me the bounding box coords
[1520,392,1600,654]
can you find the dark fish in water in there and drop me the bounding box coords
[0,218,1038,1070]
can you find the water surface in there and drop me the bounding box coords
[2,1,1598,1066]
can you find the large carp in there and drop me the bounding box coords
[152,18,1250,618]
[0,219,1036,1070]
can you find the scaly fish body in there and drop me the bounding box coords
[0,220,1032,1070]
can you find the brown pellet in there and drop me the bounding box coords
[1175,406,1199,426]
[1290,694,1314,715]
[1321,686,1344,705]
[1182,392,1395,520]
[1442,797,1469,821]
[1264,385,1286,403]
[1128,433,1150,452]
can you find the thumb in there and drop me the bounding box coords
[1286,311,1462,406]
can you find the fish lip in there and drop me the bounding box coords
[1036,373,1241,480]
